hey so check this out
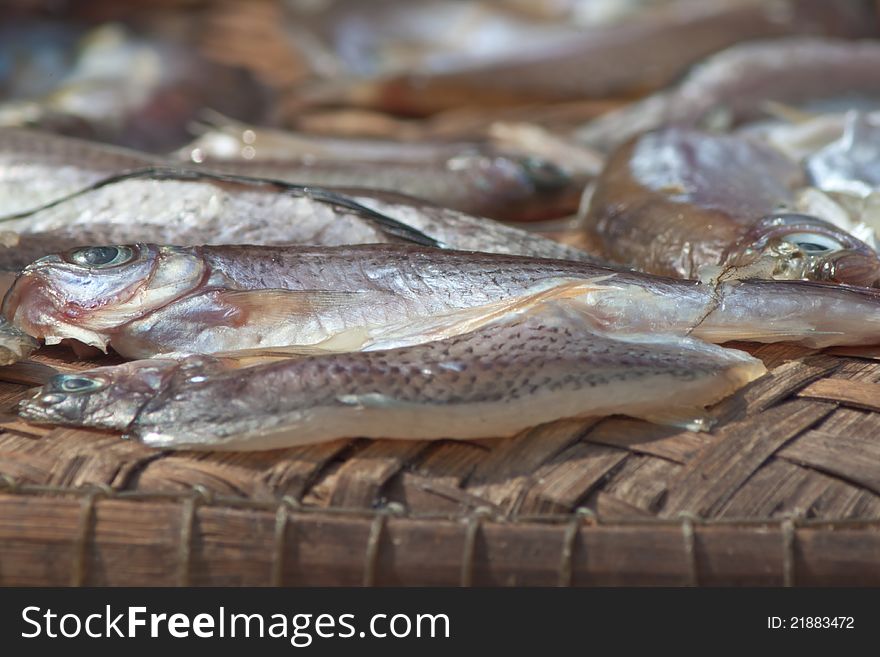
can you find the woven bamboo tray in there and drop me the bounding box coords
[1,341,879,586]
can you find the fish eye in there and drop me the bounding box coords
[68,246,135,268]
[51,375,105,394]
[520,157,570,191]
[781,233,845,254]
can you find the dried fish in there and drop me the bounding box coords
[7,243,880,364]
[17,305,766,449]
[0,244,622,358]
[175,118,591,222]
[585,128,880,285]
[0,130,597,269]
[291,1,876,114]
[176,114,482,164]
[195,150,584,223]
[577,38,880,152]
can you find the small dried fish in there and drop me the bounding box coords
[7,243,880,365]
[175,118,591,222]
[585,128,880,285]
[577,38,880,152]
[0,130,597,269]
[17,306,766,449]
[292,1,876,114]
[195,151,584,223]
[1,244,620,358]
[176,114,481,164]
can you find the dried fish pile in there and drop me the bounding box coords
[3,0,880,451]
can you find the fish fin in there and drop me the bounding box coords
[358,276,616,350]
[215,289,370,323]
[625,355,765,432]
[309,326,373,353]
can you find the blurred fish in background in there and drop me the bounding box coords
[0,1,273,151]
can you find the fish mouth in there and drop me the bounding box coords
[16,392,131,432]
[1,269,53,339]
[1,267,112,350]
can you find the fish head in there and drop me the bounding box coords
[724,213,880,287]
[17,360,177,430]
[17,355,223,431]
[2,244,206,351]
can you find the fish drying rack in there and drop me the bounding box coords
[1,341,879,586]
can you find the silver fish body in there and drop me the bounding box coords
[0,127,157,217]
[2,244,642,358]
[17,306,766,449]
[6,243,880,362]
[192,152,584,223]
[174,117,595,222]
[0,129,597,270]
[295,1,877,114]
[176,119,485,165]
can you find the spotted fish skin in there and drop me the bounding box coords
[17,307,766,450]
